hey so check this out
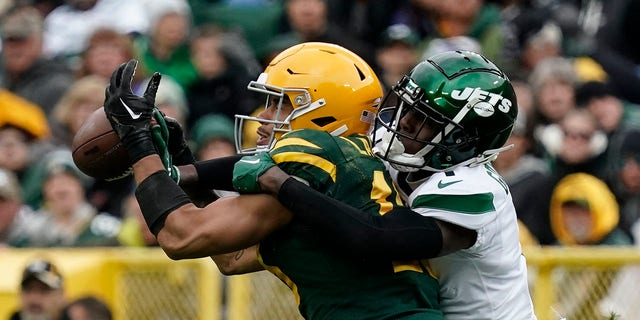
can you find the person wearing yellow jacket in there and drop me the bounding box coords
[550,173,632,319]
[550,173,632,245]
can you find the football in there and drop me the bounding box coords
[72,107,132,181]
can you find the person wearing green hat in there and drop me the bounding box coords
[376,24,421,93]
[190,114,236,161]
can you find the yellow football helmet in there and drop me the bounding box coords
[235,42,383,154]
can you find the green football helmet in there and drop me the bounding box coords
[372,50,518,172]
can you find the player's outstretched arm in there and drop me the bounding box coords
[103,60,292,260]
[124,145,292,260]
[254,164,476,260]
[177,156,242,191]
[161,115,242,191]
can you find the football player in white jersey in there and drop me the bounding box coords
[247,51,537,319]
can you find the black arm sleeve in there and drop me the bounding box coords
[192,155,243,190]
[136,171,192,236]
[277,178,443,260]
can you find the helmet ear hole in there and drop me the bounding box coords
[312,116,337,127]
[443,128,477,162]
[354,64,366,80]
[447,129,469,145]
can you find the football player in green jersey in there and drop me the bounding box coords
[102,43,444,319]
[238,51,537,320]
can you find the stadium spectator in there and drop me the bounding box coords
[506,6,563,80]
[117,192,157,247]
[529,56,578,129]
[9,259,69,320]
[186,24,260,128]
[186,0,285,62]
[549,172,631,319]
[590,0,640,104]
[0,5,74,115]
[606,130,640,243]
[575,81,640,185]
[0,168,40,248]
[323,0,397,47]
[494,110,553,245]
[521,109,608,244]
[415,0,518,73]
[0,89,51,196]
[511,79,535,126]
[420,35,482,63]
[140,74,188,128]
[25,0,63,17]
[0,89,51,142]
[528,56,580,159]
[189,114,236,161]
[269,0,376,69]
[16,150,122,247]
[536,108,608,179]
[74,28,138,81]
[66,295,112,320]
[46,74,133,220]
[375,24,420,93]
[550,173,631,246]
[576,81,640,137]
[84,175,134,221]
[42,0,149,63]
[49,75,107,148]
[133,0,198,89]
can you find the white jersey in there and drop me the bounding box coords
[391,164,536,320]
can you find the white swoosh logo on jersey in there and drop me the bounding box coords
[120,98,142,119]
[239,158,261,165]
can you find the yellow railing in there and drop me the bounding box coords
[524,246,640,320]
[2,247,639,320]
[0,248,221,320]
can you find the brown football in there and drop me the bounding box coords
[72,107,132,181]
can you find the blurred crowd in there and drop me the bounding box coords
[1,0,640,252]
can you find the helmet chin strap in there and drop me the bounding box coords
[372,131,425,172]
[404,144,514,173]
[467,144,514,167]
[374,128,515,172]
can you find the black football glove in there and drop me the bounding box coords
[165,116,196,165]
[104,59,161,163]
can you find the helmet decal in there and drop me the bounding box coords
[473,102,495,117]
[451,87,514,115]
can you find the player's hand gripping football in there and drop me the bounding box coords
[104,59,161,163]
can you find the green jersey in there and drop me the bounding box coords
[260,129,443,320]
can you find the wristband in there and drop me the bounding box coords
[135,170,191,235]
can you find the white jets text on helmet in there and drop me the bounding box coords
[450,87,512,114]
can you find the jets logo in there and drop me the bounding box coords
[451,87,512,117]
